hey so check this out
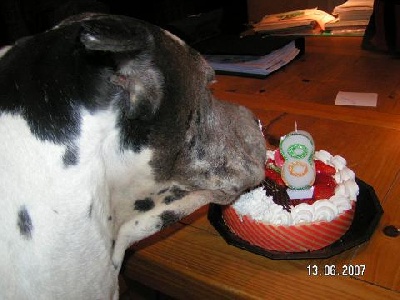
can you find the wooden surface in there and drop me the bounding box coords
[122,37,400,299]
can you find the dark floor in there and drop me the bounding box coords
[119,276,175,300]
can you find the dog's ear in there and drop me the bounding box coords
[80,18,163,120]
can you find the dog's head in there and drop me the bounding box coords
[2,14,265,199]
[1,13,266,272]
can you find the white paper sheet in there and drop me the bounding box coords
[334,91,378,107]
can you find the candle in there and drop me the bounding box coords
[280,129,316,190]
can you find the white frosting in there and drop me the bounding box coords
[313,149,331,163]
[291,203,313,224]
[232,150,359,225]
[313,200,338,222]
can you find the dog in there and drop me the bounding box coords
[0,14,266,299]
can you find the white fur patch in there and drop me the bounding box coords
[163,29,186,46]
[0,45,12,59]
[0,109,156,299]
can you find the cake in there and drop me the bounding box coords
[222,130,359,252]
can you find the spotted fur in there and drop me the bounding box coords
[17,206,33,239]
[0,14,266,300]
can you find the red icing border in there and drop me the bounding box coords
[222,203,356,252]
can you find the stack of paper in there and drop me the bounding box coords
[332,0,374,21]
[204,40,300,77]
[326,0,374,35]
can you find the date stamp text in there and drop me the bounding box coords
[307,264,366,276]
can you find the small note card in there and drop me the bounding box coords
[335,91,378,107]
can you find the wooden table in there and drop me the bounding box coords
[121,37,400,299]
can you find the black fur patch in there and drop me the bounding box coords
[213,157,229,176]
[164,186,189,204]
[196,147,206,160]
[87,203,93,218]
[185,110,192,126]
[17,206,33,239]
[134,198,155,212]
[157,187,169,195]
[63,143,79,166]
[118,111,152,152]
[158,210,181,229]
[188,136,196,150]
[0,21,125,147]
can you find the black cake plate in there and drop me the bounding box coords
[208,178,384,260]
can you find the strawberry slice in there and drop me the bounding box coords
[266,158,275,166]
[315,160,336,175]
[274,150,285,167]
[313,184,335,200]
[315,173,336,187]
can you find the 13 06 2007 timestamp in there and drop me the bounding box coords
[307,264,366,276]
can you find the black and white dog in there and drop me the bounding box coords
[0,14,266,299]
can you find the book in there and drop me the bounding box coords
[251,8,336,35]
[193,34,305,78]
[325,19,369,35]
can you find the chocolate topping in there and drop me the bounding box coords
[262,178,291,212]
